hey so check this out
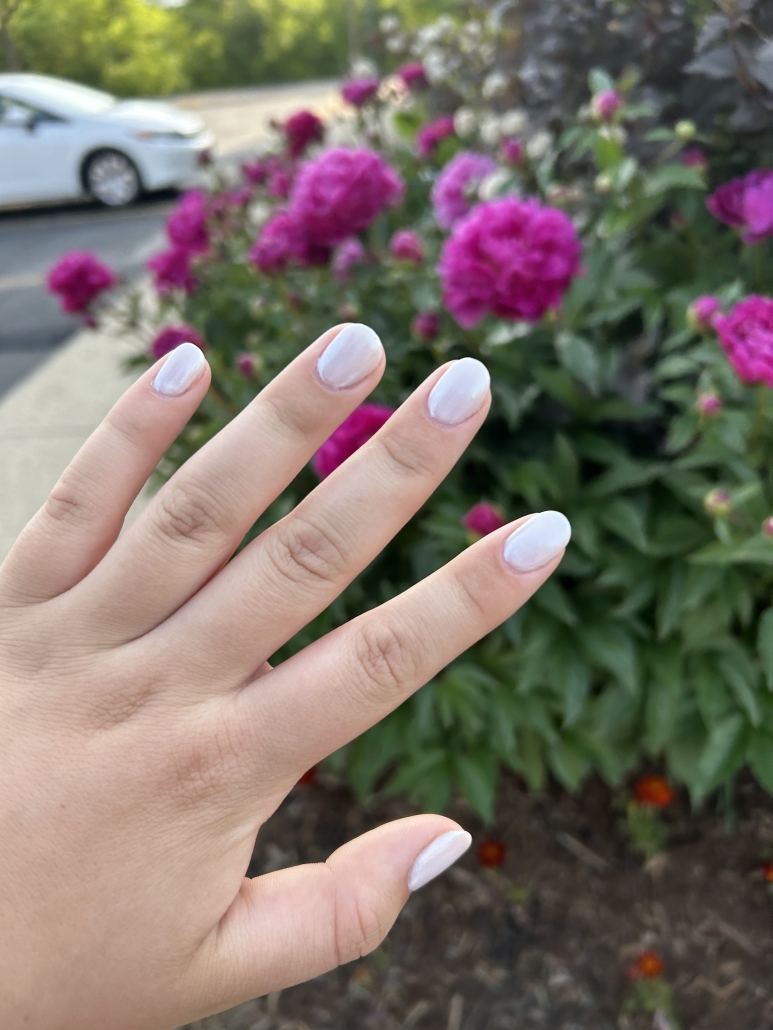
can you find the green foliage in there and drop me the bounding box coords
[120,13,773,820]
[622,801,670,861]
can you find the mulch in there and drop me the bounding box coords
[184,772,773,1030]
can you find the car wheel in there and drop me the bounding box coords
[85,150,141,207]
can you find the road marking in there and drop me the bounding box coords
[0,272,45,291]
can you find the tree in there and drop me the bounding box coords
[0,0,26,70]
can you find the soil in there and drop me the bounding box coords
[183,773,773,1030]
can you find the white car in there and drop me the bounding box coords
[0,73,215,209]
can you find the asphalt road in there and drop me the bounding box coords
[0,81,339,399]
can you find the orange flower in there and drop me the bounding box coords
[478,838,506,868]
[634,775,675,809]
[762,860,773,883]
[636,950,665,979]
[297,766,317,786]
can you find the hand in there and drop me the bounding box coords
[0,324,570,1029]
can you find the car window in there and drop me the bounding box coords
[0,95,64,126]
[8,79,115,117]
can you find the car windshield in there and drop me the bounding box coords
[15,78,117,116]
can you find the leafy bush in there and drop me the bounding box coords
[65,11,773,820]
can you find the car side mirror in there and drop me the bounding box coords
[3,106,35,131]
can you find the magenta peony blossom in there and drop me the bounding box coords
[312,403,394,478]
[463,502,507,538]
[412,311,440,340]
[438,196,583,328]
[743,175,773,244]
[249,210,329,274]
[166,190,209,253]
[290,148,404,247]
[687,295,721,332]
[342,78,380,107]
[591,90,622,123]
[284,109,324,158]
[398,62,428,90]
[332,237,366,280]
[501,138,523,165]
[150,324,205,359]
[47,251,116,314]
[237,353,256,378]
[390,229,424,263]
[417,116,455,159]
[147,246,198,294]
[431,151,497,230]
[681,148,707,171]
[715,295,773,388]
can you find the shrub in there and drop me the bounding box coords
[76,13,773,821]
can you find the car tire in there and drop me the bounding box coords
[84,149,142,208]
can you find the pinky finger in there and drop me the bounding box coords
[0,343,209,605]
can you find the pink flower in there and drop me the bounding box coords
[762,516,773,537]
[290,148,404,247]
[743,175,773,244]
[342,78,380,107]
[687,295,721,332]
[312,403,394,478]
[249,210,329,274]
[332,237,366,280]
[715,295,773,388]
[681,148,707,171]
[417,116,455,159]
[284,109,324,158]
[696,392,722,416]
[431,152,497,230]
[412,311,440,340]
[438,196,583,328]
[267,167,293,199]
[591,90,622,123]
[398,62,428,89]
[237,353,256,378]
[150,324,205,358]
[501,138,523,165]
[147,246,198,294]
[242,159,269,185]
[707,170,773,242]
[390,229,424,263]
[47,251,116,314]
[463,502,506,538]
[166,190,209,253]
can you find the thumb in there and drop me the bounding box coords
[191,815,471,1020]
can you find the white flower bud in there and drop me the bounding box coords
[482,70,509,99]
[526,130,552,160]
[379,15,400,34]
[351,57,377,78]
[499,109,528,135]
[480,112,502,145]
[454,107,477,138]
[478,168,511,201]
[424,50,447,84]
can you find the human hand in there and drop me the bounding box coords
[0,324,570,1029]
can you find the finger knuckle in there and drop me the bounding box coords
[154,481,231,550]
[262,391,311,448]
[352,617,420,703]
[266,515,348,588]
[44,474,98,529]
[451,569,490,624]
[378,430,438,480]
[334,881,390,965]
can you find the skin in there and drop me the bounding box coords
[0,325,565,1030]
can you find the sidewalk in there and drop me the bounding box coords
[0,320,145,561]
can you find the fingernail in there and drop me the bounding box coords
[427,358,490,426]
[503,510,572,573]
[408,830,472,891]
[317,323,384,389]
[152,343,207,396]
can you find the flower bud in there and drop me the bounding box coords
[237,352,257,378]
[500,137,523,165]
[696,392,722,417]
[687,295,720,333]
[463,502,507,539]
[412,311,440,341]
[704,488,731,518]
[675,119,696,141]
[595,172,614,193]
[762,516,773,537]
[591,90,622,124]
[338,301,359,321]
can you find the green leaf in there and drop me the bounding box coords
[698,713,747,786]
[644,163,706,196]
[759,608,773,690]
[582,622,639,694]
[555,333,601,395]
[749,730,773,793]
[656,562,686,639]
[644,644,682,753]
[695,660,732,728]
[534,578,579,626]
[547,733,590,791]
[718,656,761,727]
[454,753,497,823]
[599,497,648,551]
[589,68,615,94]
[551,640,591,726]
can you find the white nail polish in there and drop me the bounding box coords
[407,830,472,891]
[152,342,206,396]
[317,323,384,389]
[427,358,490,426]
[503,510,572,573]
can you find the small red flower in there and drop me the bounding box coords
[297,766,317,786]
[477,839,506,868]
[636,950,665,979]
[761,860,773,883]
[634,775,675,809]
